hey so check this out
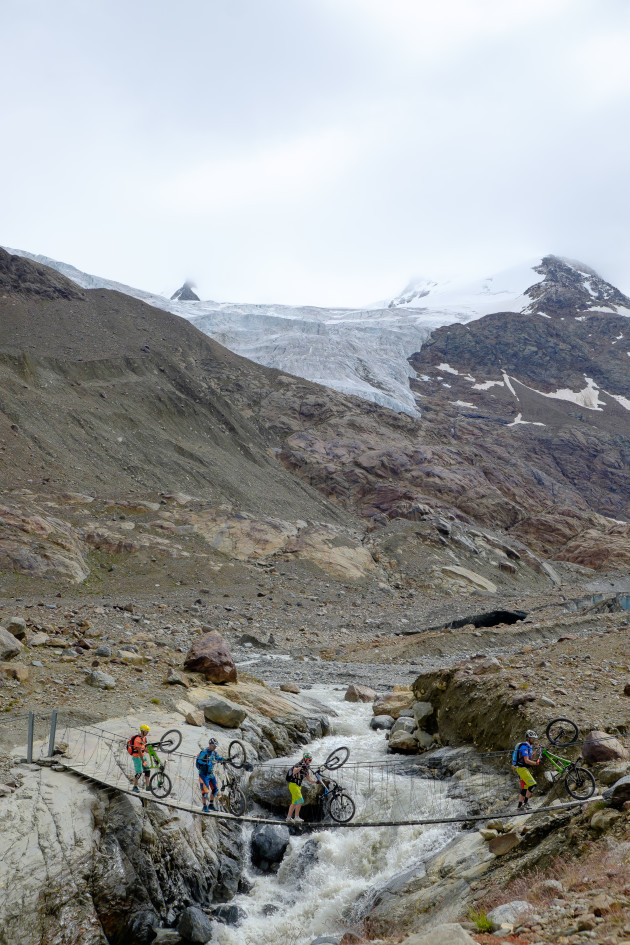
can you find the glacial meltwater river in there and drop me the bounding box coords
[212,687,464,945]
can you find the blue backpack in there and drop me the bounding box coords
[511,742,527,766]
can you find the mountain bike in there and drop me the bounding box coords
[314,770,356,823]
[139,729,182,799]
[538,717,595,801]
[202,740,248,816]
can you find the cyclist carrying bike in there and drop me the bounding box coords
[196,738,226,811]
[127,724,151,793]
[286,751,318,823]
[513,730,541,809]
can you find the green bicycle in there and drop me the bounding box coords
[538,717,596,801]
[138,729,182,799]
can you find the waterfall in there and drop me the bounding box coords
[212,686,464,945]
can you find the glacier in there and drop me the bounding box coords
[7,248,608,416]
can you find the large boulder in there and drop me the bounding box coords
[4,617,27,640]
[344,684,377,703]
[486,901,534,929]
[86,670,116,690]
[184,631,237,683]
[372,690,414,719]
[250,824,290,871]
[602,774,630,809]
[201,696,246,728]
[412,701,434,727]
[582,730,629,763]
[176,905,213,943]
[0,626,23,661]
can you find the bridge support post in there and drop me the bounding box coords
[26,711,34,763]
[47,709,58,759]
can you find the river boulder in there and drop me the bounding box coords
[184,631,237,683]
[388,731,419,753]
[582,730,628,763]
[177,906,213,943]
[373,690,415,719]
[250,824,290,871]
[371,715,394,732]
[344,684,377,702]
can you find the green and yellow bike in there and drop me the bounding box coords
[538,718,596,801]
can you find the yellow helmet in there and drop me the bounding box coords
[140,724,150,733]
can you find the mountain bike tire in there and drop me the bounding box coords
[157,729,182,753]
[228,740,246,769]
[328,792,355,823]
[546,718,579,748]
[324,746,350,770]
[227,785,247,816]
[564,767,596,800]
[149,771,172,799]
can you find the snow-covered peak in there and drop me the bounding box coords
[383,260,544,316]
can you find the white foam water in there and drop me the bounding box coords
[211,687,463,945]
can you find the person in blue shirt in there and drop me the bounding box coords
[513,730,541,809]
[196,738,226,811]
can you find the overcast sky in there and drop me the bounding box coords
[3,0,630,306]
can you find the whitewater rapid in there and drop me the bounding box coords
[211,686,464,945]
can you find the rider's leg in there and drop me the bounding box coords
[207,774,218,809]
[287,783,303,821]
[132,755,144,791]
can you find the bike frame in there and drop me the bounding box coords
[540,746,574,777]
[144,744,164,770]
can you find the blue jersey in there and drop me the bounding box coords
[512,742,533,766]
[196,748,224,775]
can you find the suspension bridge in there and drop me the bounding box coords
[33,720,598,828]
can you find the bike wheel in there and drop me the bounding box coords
[227,786,247,817]
[546,718,579,748]
[565,767,596,801]
[157,729,182,753]
[149,770,172,799]
[329,792,355,823]
[228,740,246,769]
[324,746,350,770]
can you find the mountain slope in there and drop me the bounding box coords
[2,248,629,579]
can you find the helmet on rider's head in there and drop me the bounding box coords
[525,730,539,741]
[208,738,218,747]
[140,724,150,733]
[302,752,312,763]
